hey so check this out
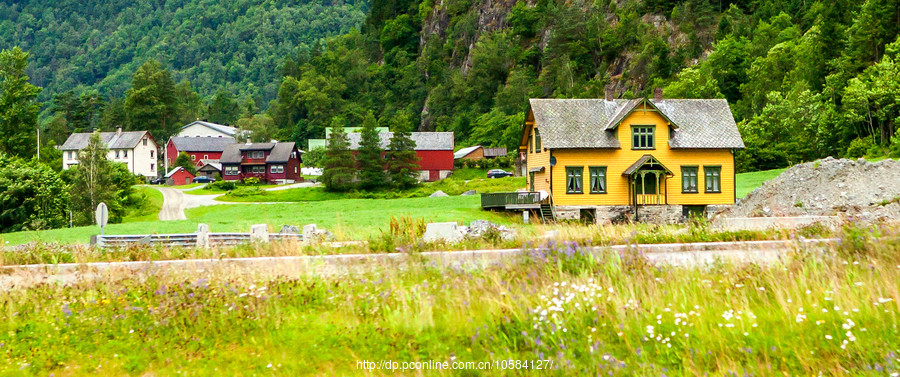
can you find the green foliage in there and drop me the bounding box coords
[301,148,326,168]
[173,152,197,175]
[207,90,241,126]
[0,0,367,105]
[891,129,900,158]
[123,60,178,142]
[386,113,420,190]
[0,154,69,232]
[235,114,276,143]
[0,47,41,158]
[357,112,388,191]
[321,123,356,192]
[208,180,237,191]
[241,177,262,186]
[845,137,873,159]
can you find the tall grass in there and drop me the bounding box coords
[0,226,898,375]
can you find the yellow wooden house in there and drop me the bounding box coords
[505,97,744,223]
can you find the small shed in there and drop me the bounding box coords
[165,167,195,186]
[197,160,222,178]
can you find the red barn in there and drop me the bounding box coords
[220,142,303,184]
[345,132,454,181]
[164,136,235,171]
[165,166,196,186]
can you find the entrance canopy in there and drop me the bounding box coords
[622,154,673,177]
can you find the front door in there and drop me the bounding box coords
[529,172,535,191]
[185,177,191,185]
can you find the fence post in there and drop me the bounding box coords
[250,224,269,243]
[196,223,210,248]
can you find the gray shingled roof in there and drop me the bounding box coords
[181,121,237,136]
[220,142,298,164]
[170,136,235,152]
[528,98,745,149]
[60,131,152,150]
[267,142,297,163]
[341,132,454,151]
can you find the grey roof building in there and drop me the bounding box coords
[169,136,235,152]
[528,98,745,149]
[341,132,455,150]
[60,129,153,150]
[220,142,300,164]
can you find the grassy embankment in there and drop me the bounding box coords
[1,225,898,375]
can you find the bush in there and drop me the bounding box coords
[241,177,262,185]
[230,186,266,197]
[845,137,873,158]
[890,129,900,158]
[209,180,237,191]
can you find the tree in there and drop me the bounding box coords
[0,154,70,232]
[357,112,387,190]
[0,47,42,158]
[68,132,123,225]
[173,151,198,175]
[235,114,276,142]
[320,120,356,191]
[208,90,241,125]
[386,113,420,189]
[124,60,177,141]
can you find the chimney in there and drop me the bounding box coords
[653,87,663,101]
[115,125,122,136]
[604,87,614,101]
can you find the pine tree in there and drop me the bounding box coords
[386,113,420,189]
[0,47,42,158]
[124,60,177,141]
[69,132,120,225]
[357,112,387,190]
[320,119,356,192]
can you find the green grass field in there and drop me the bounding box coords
[121,186,164,223]
[0,195,513,245]
[735,168,787,199]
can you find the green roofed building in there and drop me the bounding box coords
[307,127,390,150]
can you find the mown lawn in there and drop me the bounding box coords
[735,168,786,199]
[1,228,898,375]
[0,195,511,245]
[122,186,164,223]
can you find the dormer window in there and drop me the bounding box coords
[632,126,655,150]
[248,151,264,159]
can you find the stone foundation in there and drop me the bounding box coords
[552,204,730,225]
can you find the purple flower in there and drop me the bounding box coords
[61,304,72,316]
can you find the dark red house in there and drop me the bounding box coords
[220,142,303,183]
[165,136,235,171]
[344,132,454,181]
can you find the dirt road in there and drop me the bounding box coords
[155,187,187,220]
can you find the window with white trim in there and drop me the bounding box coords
[270,165,284,174]
[225,166,239,175]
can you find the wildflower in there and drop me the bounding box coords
[825,335,833,340]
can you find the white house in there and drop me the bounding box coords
[60,127,159,178]
[176,120,239,138]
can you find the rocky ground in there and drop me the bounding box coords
[726,157,900,222]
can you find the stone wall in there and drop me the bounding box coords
[554,205,726,224]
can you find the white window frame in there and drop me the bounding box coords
[225,166,239,175]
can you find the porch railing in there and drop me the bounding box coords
[635,194,665,205]
[481,192,544,209]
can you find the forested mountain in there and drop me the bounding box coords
[3,0,899,173]
[267,0,900,172]
[0,0,367,103]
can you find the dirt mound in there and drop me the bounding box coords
[726,157,900,222]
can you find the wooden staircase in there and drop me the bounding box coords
[540,193,556,223]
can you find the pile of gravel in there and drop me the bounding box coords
[726,157,900,222]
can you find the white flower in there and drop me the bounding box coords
[825,335,832,340]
